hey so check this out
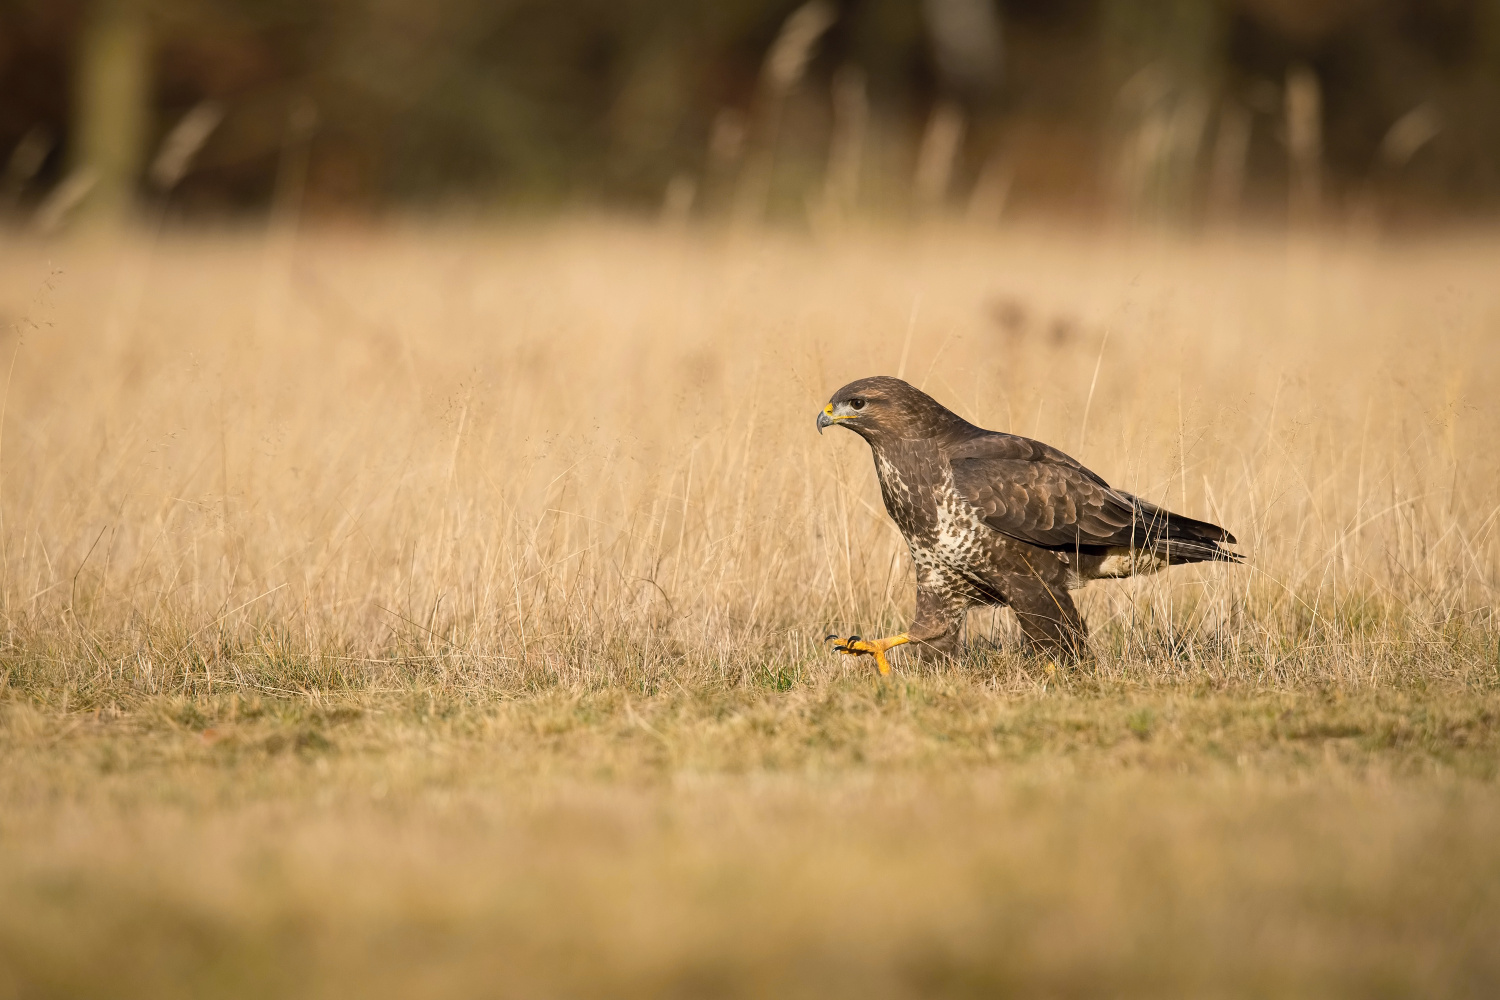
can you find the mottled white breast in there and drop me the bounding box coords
[929,483,991,570]
[877,454,990,575]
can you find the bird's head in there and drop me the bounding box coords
[817,376,960,442]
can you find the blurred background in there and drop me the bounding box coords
[1,0,1498,230]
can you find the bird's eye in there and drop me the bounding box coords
[849,399,866,410]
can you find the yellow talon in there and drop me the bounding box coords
[825,632,911,676]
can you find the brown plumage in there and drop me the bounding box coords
[818,376,1240,670]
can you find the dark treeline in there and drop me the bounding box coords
[1,0,1497,226]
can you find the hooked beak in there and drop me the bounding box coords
[817,403,835,434]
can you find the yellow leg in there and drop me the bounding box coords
[825,632,910,676]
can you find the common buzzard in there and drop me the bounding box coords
[818,376,1240,672]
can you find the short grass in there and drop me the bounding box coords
[1,220,1497,997]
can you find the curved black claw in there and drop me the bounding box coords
[825,633,865,656]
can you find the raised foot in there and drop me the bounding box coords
[824,632,911,676]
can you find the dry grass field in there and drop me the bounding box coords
[1,219,1498,998]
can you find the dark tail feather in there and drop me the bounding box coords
[1159,537,1243,565]
[1139,505,1242,565]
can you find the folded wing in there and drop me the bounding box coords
[948,434,1240,564]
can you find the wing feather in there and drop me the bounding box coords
[947,433,1235,558]
[953,457,1144,548]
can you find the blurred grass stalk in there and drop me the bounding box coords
[914,102,965,213]
[1286,64,1324,228]
[72,0,148,227]
[1103,0,1220,228]
[1,127,54,214]
[733,0,836,225]
[814,66,868,228]
[101,101,226,349]
[1208,100,1251,227]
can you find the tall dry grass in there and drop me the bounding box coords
[3,221,1498,999]
[0,221,1495,702]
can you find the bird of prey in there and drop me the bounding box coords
[818,376,1240,673]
